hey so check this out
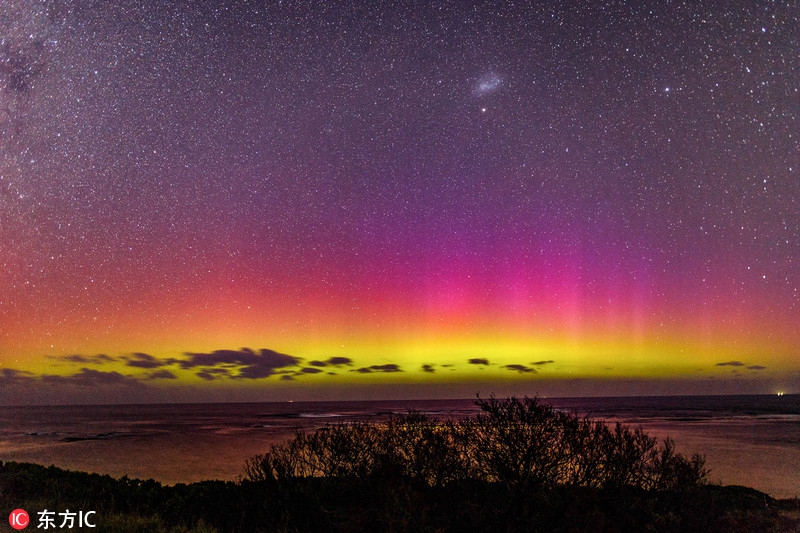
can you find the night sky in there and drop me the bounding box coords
[1,0,798,404]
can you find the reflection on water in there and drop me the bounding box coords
[1,396,798,498]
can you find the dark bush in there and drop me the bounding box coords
[244,395,708,492]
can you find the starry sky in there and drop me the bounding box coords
[1,0,798,404]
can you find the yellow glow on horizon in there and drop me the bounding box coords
[3,312,797,388]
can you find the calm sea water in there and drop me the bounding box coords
[1,395,798,499]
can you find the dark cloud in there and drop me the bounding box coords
[52,354,115,365]
[181,348,301,379]
[2,367,143,389]
[147,370,178,380]
[531,360,555,366]
[299,367,324,374]
[125,352,168,369]
[503,364,537,374]
[196,368,232,381]
[308,357,353,367]
[715,362,765,371]
[40,368,143,388]
[0,368,35,383]
[353,364,402,374]
[468,358,490,365]
[421,364,436,373]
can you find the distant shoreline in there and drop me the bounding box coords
[2,392,798,408]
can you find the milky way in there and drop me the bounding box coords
[1,1,798,403]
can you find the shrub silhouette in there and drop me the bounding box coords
[466,395,568,487]
[244,396,708,492]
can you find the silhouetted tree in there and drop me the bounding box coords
[244,395,708,494]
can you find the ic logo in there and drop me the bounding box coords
[9,509,29,530]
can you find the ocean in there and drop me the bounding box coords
[1,395,798,499]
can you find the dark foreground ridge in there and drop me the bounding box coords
[2,396,798,532]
